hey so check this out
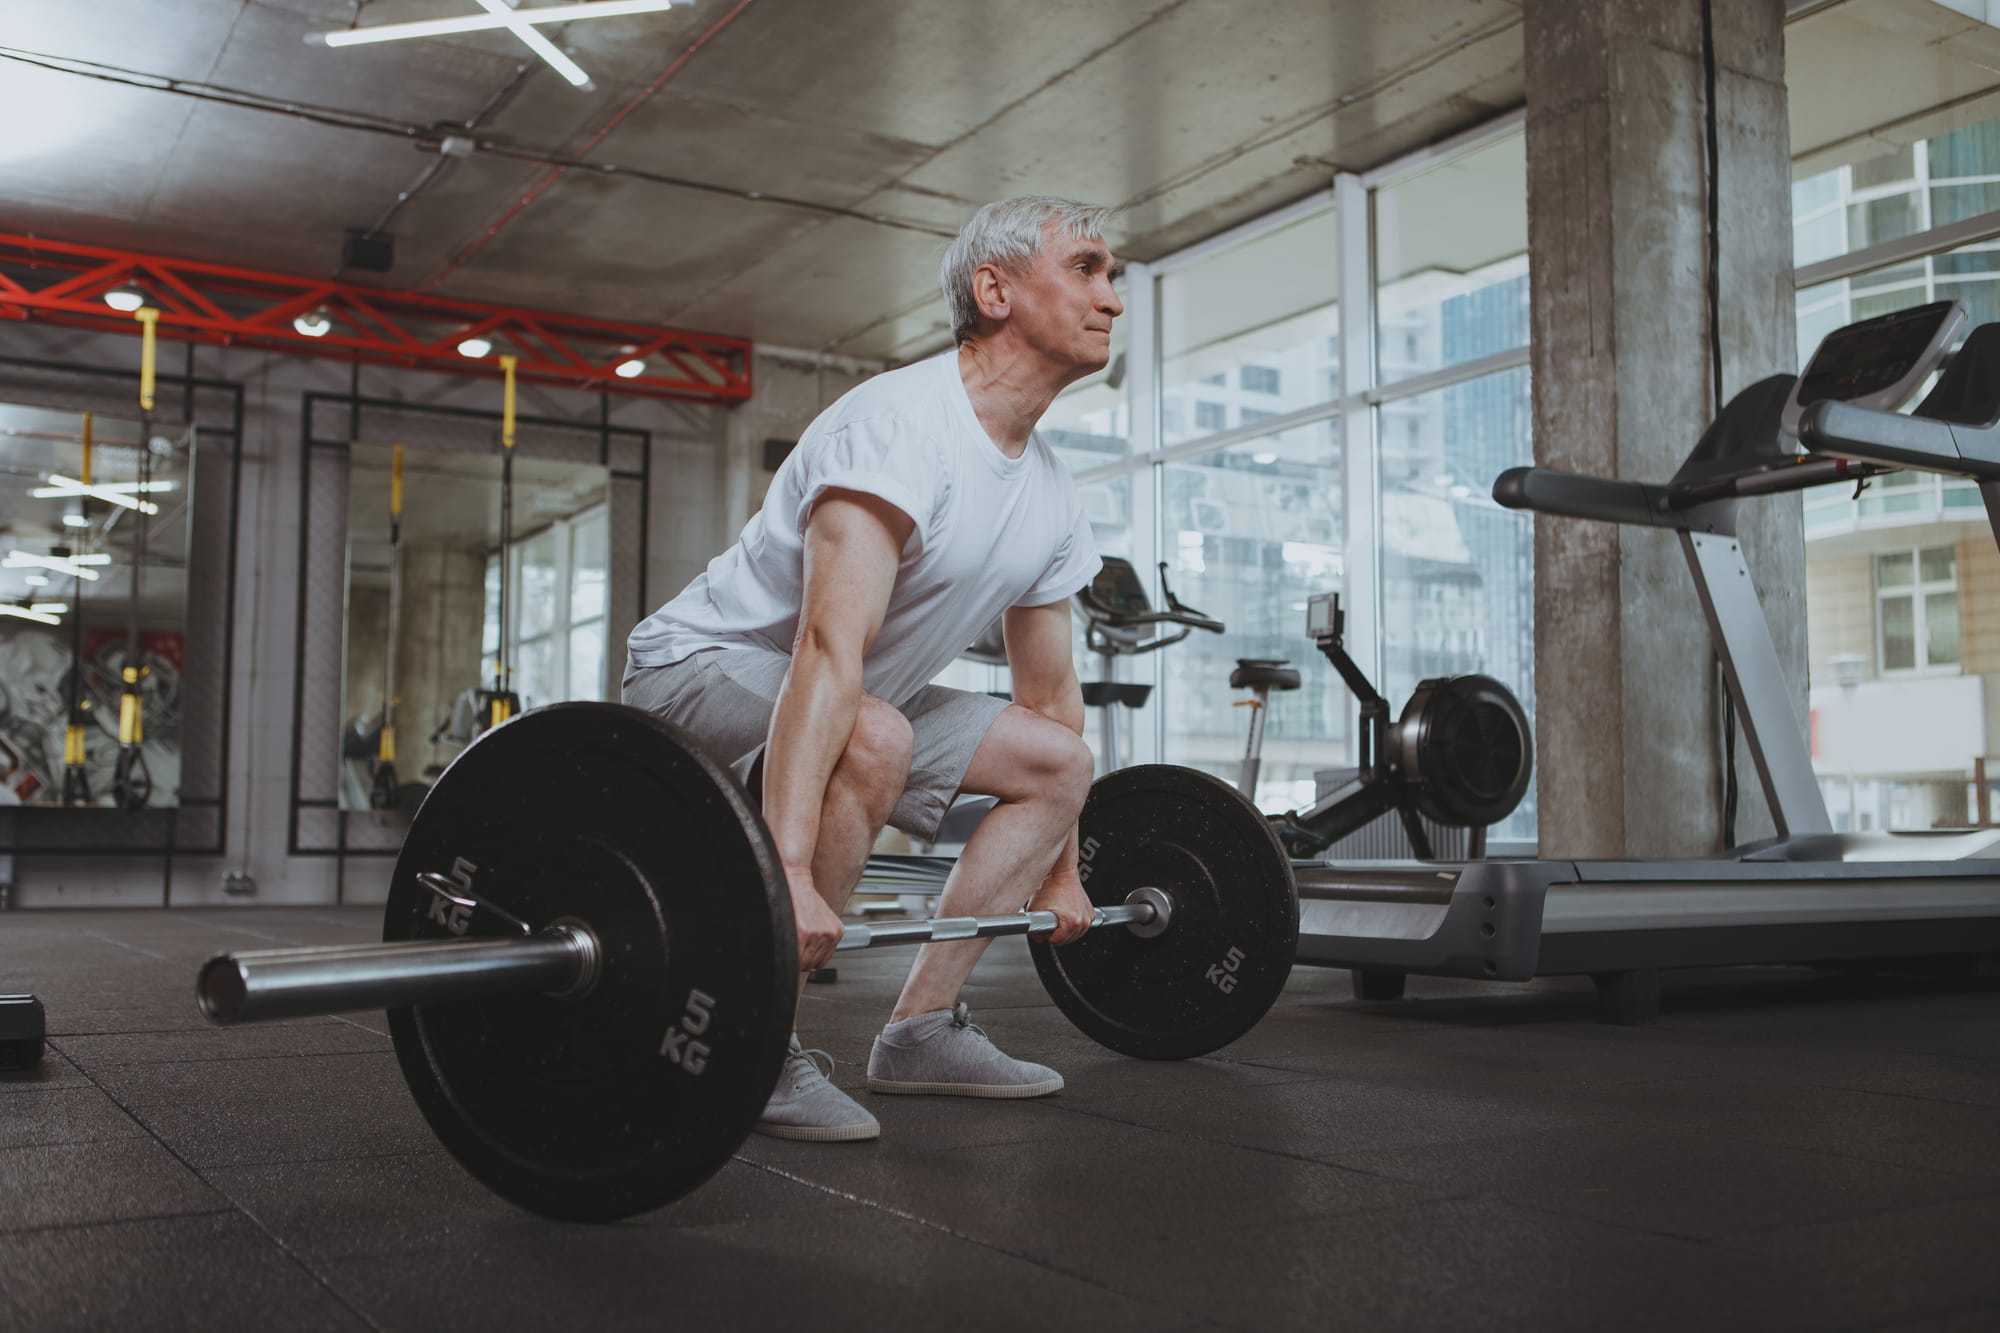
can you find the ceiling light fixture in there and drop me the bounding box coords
[473,0,595,90]
[0,602,61,626]
[23,574,49,587]
[103,283,147,312]
[309,1,687,48]
[62,513,90,528]
[294,307,334,337]
[457,336,494,358]
[614,351,646,378]
[308,1,693,89]
[4,549,110,580]
[32,474,165,515]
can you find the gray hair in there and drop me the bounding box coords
[940,196,1114,344]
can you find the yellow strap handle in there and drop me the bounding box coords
[135,308,159,411]
[499,354,518,450]
[391,443,404,517]
[81,412,93,485]
[379,723,396,764]
[65,725,87,766]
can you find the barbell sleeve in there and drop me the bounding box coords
[198,928,598,1026]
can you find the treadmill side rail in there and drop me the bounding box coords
[1294,860,1575,980]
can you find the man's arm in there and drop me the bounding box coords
[765,490,914,969]
[1002,598,1094,943]
[1001,599,1083,734]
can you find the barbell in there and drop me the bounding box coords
[195,703,1300,1222]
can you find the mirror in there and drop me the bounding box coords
[0,405,193,808]
[340,443,610,812]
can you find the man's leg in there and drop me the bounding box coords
[866,702,1093,1099]
[792,695,911,1000]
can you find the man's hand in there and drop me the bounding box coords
[788,871,846,971]
[1028,867,1095,945]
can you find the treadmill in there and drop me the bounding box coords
[1290,299,2000,1021]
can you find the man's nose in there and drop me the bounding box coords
[1101,282,1125,317]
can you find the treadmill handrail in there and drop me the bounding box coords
[1799,399,2000,481]
[1493,467,1675,527]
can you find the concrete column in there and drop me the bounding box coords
[1523,0,1800,857]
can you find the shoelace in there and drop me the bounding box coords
[949,1002,988,1041]
[784,1045,835,1091]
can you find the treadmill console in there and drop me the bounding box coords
[1783,298,1965,437]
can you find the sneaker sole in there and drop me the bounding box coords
[753,1120,880,1142]
[865,1075,1064,1098]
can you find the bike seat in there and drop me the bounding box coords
[1230,659,1301,691]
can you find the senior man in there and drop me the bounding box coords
[623,196,1123,1141]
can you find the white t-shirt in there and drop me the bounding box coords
[627,350,1101,707]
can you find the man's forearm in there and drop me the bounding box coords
[763,638,862,877]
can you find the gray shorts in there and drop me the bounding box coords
[621,647,1011,843]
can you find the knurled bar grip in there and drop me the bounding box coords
[840,900,1156,949]
[197,889,1170,1027]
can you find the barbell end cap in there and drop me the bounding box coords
[197,955,248,1025]
[1122,886,1173,940]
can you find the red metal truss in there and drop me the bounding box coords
[0,232,752,405]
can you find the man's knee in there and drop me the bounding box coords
[834,696,913,815]
[1016,714,1095,812]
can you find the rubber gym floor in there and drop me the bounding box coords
[3,906,1998,1332]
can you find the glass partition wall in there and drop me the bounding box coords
[1055,114,1537,842]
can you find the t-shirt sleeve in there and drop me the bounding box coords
[1017,496,1102,608]
[796,417,940,553]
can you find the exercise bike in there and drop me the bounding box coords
[1238,590,1534,861]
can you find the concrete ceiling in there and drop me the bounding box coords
[0,0,1529,361]
[0,1,1986,369]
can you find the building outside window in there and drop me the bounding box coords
[1875,546,1959,673]
[1240,364,1281,395]
[1797,106,2000,831]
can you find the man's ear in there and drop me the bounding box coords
[972,261,1011,324]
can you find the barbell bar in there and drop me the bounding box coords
[198,884,1174,1027]
[191,702,1300,1222]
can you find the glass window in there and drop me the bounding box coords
[571,511,607,622]
[1850,143,1917,191]
[516,530,558,640]
[1194,401,1226,432]
[1875,546,1959,673]
[479,506,610,707]
[1378,366,1535,842]
[1375,131,1529,386]
[1879,594,1916,671]
[1155,419,1346,812]
[1159,206,1339,447]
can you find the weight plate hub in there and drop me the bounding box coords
[385,703,795,1222]
[1031,764,1298,1060]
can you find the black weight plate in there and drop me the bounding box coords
[384,703,795,1222]
[1029,765,1298,1060]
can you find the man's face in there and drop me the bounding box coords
[1000,222,1124,380]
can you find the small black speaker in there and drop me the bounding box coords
[343,230,395,273]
